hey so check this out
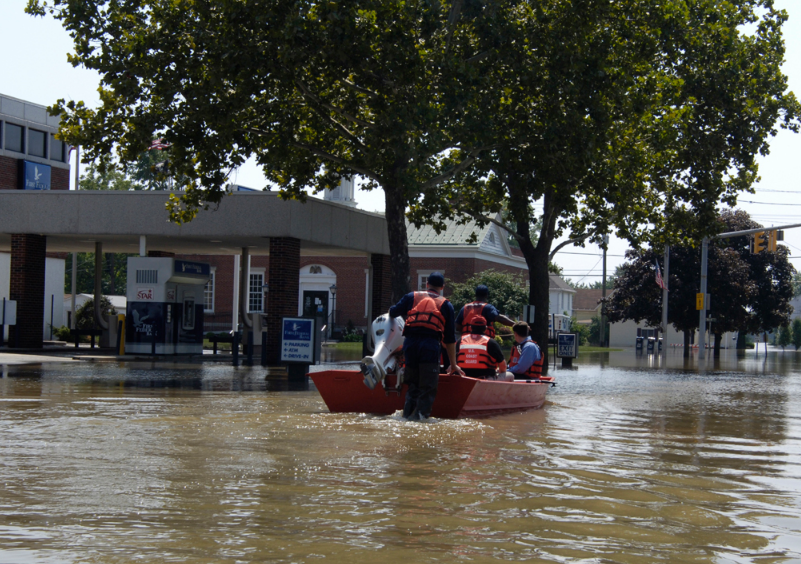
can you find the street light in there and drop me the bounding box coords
[329,284,337,339]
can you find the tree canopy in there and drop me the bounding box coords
[409,0,799,362]
[28,0,505,302]
[447,269,528,319]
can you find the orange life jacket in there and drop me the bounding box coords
[405,291,447,335]
[462,302,496,338]
[457,334,497,371]
[509,340,543,377]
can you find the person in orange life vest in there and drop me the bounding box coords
[455,316,508,380]
[506,321,543,380]
[455,284,515,338]
[389,271,464,420]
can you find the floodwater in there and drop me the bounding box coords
[1,349,801,563]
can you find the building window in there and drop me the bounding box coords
[249,272,264,313]
[416,270,445,290]
[28,129,46,158]
[5,123,23,153]
[51,135,65,162]
[204,270,215,313]
[489,232,495,244]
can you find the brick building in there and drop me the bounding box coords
[1,94,71,343]
[186,210,575,336]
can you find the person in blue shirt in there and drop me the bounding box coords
[389,272,464,420]
[506,322,543,379]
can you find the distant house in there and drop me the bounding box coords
[572,288,607,324]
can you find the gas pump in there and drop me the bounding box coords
[125,257,210,355]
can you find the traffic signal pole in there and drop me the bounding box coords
[697,221,801,361]
[698,238,709,359]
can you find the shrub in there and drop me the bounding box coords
[53,325,72,341]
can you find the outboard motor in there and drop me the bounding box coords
[360,314,405,390]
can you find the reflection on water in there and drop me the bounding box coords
[0,348,801,562]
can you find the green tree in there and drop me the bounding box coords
[792,318,801,351]
[79,158,138,191]
[447,270,528,320]
[792,273,801,297]
[29,0,503,303]
[422,0,799,367]
[588,316,608,347]
[65,253,131,296]
[607,210,794,357]
[778,324,792,351]
[74,296,116,330]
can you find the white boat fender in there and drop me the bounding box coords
[360,314,405,390]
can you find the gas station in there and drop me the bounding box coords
[0,189,392,363]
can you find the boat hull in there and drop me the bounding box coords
[310,370,550,419]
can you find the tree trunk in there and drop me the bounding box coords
[736,330,746,350]
[683,330,691,358]
[515,186,559,374]
[714,332,722,358]
[383,182,411,304]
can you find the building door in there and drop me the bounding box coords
[303,291,329,320]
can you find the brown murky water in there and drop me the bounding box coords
[1,349,801,563]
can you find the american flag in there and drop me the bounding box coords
[654,260,668,291]
[148,138,171,151]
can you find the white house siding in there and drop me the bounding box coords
[478,224,507,255]
[608,319,736,350]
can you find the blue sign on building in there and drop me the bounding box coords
[21,161,51,190]
[174,260,211,276]
[281,317,314,363]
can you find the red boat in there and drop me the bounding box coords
[310,370,553,419]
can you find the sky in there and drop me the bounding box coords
[2,0,801,284]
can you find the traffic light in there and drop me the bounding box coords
[753,231,766,254]
[768,230,778,252]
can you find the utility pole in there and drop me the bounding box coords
[600,234,608,347]
[661,244,669,357]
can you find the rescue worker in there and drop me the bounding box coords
[506,321,543,379]
[455,316,508,380]
[389,272,464,420]
[455,284,515,338]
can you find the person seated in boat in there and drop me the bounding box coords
[455,284,515,338]
[389,271,464,420]
[456,316,509,380]
[506,322,544,380]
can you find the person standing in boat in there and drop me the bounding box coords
[455,284,516,338]
[506,322,543,379]
[389,272,464,420]
[455,316,509,380]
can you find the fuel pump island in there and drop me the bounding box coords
[125,257,210,355]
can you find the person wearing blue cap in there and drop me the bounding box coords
[455,284,515,338]
[389,271,463,420]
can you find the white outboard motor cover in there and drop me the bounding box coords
[360,314,405,389]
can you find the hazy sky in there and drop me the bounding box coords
[2,0,800,283]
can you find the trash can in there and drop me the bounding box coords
[636,336,644,350]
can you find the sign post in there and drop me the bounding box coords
[281,317,315,383]
[556,332,579,368]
